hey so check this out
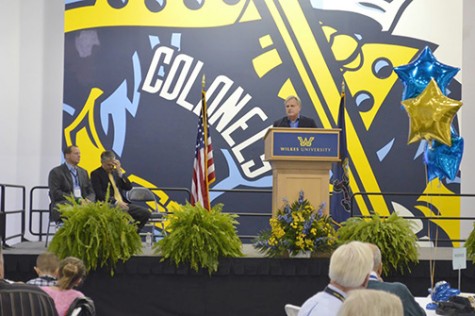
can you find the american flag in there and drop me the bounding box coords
[191,89,216,210]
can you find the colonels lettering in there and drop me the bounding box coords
[142,45,272,179]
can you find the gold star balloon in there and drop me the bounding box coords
[401,78,462,146]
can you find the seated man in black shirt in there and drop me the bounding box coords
[90,150,151,232]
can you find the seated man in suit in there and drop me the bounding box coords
[273,95,317,128]
[0,246,58,316]
[48,145,95,221]
[91,150,150,232]
[367,243,426,316]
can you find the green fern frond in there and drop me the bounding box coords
[338,212,419,275]
[48,198,142,276]
[155,202,243,274]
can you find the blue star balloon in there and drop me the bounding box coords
[394,46,460,100]
[424,128,464,181]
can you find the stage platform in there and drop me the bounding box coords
[3,242,475,316]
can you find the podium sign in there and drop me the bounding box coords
[264,128,340,216]
[271,130,339,159]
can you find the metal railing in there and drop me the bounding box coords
[209,188,273,240]
[28,185,193,241]
[350,192,475,243]
[26,187,475,245]
[28,186,50,240]
[148,186,192,210]
[0,184,26,247]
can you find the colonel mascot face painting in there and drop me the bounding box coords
[63,0,462,242]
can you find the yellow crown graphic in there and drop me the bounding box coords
[65,0,262,33]
[297,136,314,147]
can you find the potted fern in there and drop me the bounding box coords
[48,196,142,275]
[337,212,418,275]
[464,224,475,263]
[155,202,243,274]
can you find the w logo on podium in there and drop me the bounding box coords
[298,137,314,147]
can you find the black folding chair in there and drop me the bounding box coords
[126,187,168,239]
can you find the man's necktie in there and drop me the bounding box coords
[108,173,124,203]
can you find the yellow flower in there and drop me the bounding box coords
[274,227,285,239]
[269,237,277,246]
[256,196,338,256]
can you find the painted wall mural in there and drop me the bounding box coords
[63,0,462,242]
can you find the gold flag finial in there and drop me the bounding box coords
[202,74,206,89]
[341,80,345,94]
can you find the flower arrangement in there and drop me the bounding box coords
[254,192,338,257]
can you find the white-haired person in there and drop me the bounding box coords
[298,241,373,316]
[338,289,403,316]
[273,95,318,128]
[366,243,426,316]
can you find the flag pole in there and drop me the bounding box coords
[201,75,211,210]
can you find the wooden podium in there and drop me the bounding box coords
[264,128,340,216]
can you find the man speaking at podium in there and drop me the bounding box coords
[273,95,317,128]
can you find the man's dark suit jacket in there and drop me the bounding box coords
[48,163,95,220]
[90,167,132,203]
[0,280,58,316]
[273,115,317,128]
[90,166,151,231]
[367,280,426,316]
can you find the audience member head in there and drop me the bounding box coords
[367,243,383,276]
[56,257,86,290]
[63,145,81,166]
[328,241,373,290]
[34,252,59,277]
[100,150,117,173]
[284,95,302,121]
[338,289,403,316]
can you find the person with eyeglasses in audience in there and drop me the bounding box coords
[366,243,426,316]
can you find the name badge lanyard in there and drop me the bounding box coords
[324,286,345,302]
[70,169,81,198]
